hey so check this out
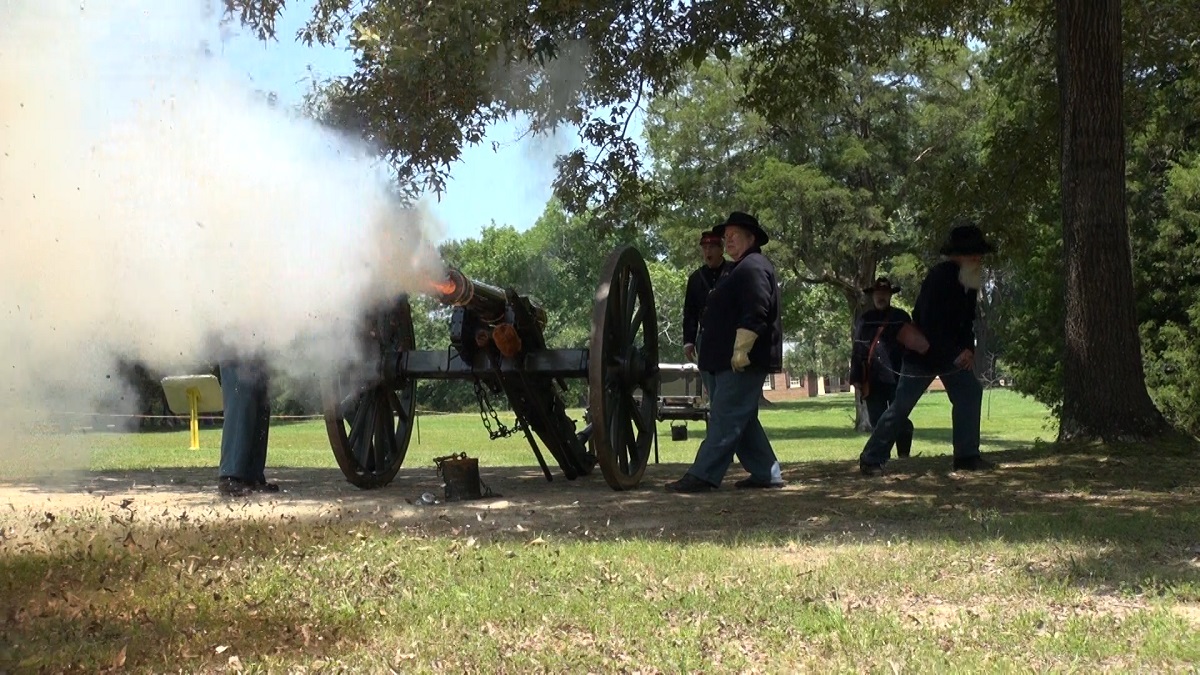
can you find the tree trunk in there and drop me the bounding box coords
[1055,0,1166,441]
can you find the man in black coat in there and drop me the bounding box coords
[859,223,997,476]
[682,227,728,396]
[666,212,786,492]
[849,277,915,458]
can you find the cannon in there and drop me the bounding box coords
[321,245,660,491]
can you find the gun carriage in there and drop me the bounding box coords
[322,245,660,491]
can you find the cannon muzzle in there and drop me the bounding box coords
[428,269,509,323]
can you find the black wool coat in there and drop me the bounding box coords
[682,262,728,346]
[906,260,978,372]
[697,248,783,373]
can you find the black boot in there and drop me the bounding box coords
[664,474,717,493]
[859,462,885,477]
[952,455,995,472]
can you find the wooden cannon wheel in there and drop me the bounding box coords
[589,245,660,490]
[322,297,417,488]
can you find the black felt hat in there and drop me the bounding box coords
[862,277,901,295]
[939,223,996,256]
[714,211,769,246]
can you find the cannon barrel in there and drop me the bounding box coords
[429,268,510,323]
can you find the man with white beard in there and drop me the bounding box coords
[858,223,997,476]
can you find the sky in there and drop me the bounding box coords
[215,3,574,243]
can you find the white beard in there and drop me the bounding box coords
[958,262,984,291]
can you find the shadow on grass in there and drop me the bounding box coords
[668,421,1033,453]
[2,437,1198,671]
[762,396,857,412]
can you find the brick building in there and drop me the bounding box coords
[761,369,946,402]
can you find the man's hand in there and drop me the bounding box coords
[897,323,930,355]
[684,343,696,362]
[954,349,975,370]
[731,329,757,372]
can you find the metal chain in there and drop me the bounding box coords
[473,377,523,440]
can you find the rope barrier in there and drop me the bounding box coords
[15,408,468,422]
[850,317,1006,382]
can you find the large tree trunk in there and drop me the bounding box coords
[1055,0,1165,441]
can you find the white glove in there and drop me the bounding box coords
[731,328,757,372]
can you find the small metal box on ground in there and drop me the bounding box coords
[434,453,486,501]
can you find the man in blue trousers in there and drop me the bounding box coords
[665,211,786,492]
[217,355,278,496]
[858,223,997,476]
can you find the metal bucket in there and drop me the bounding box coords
[670,424,688,441]
[435,453,483,501]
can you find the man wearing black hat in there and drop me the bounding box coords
[849,277,914,458]
[666,211,786,492]
[682,228,728,397]
[859,223,997,476]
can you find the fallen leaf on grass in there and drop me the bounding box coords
[215,645,229,654]
[113,645,127,668]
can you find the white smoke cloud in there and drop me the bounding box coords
[0,0,444,469]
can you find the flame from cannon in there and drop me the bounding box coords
[429,275,459,297]
[425,269,472,306]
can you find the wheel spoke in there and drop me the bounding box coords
[373,389,397,472]
[608,274,627,347]
[347,391,377,470]
[336,372,375,421]
[338,393,360,422]
[623,269,639,330]
[628,392,650,436]
[608,383,627,469]
[623,415,638,470]
[628,298,644,339]
[389,389,411,426]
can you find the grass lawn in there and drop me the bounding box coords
[2,389,1198,673]
[19,386,1055,474]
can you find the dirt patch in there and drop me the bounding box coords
[1172,603,1200,630]
[0,463,833,545]
[2,448,1196,550]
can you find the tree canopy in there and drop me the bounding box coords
[223,0,1200,440]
